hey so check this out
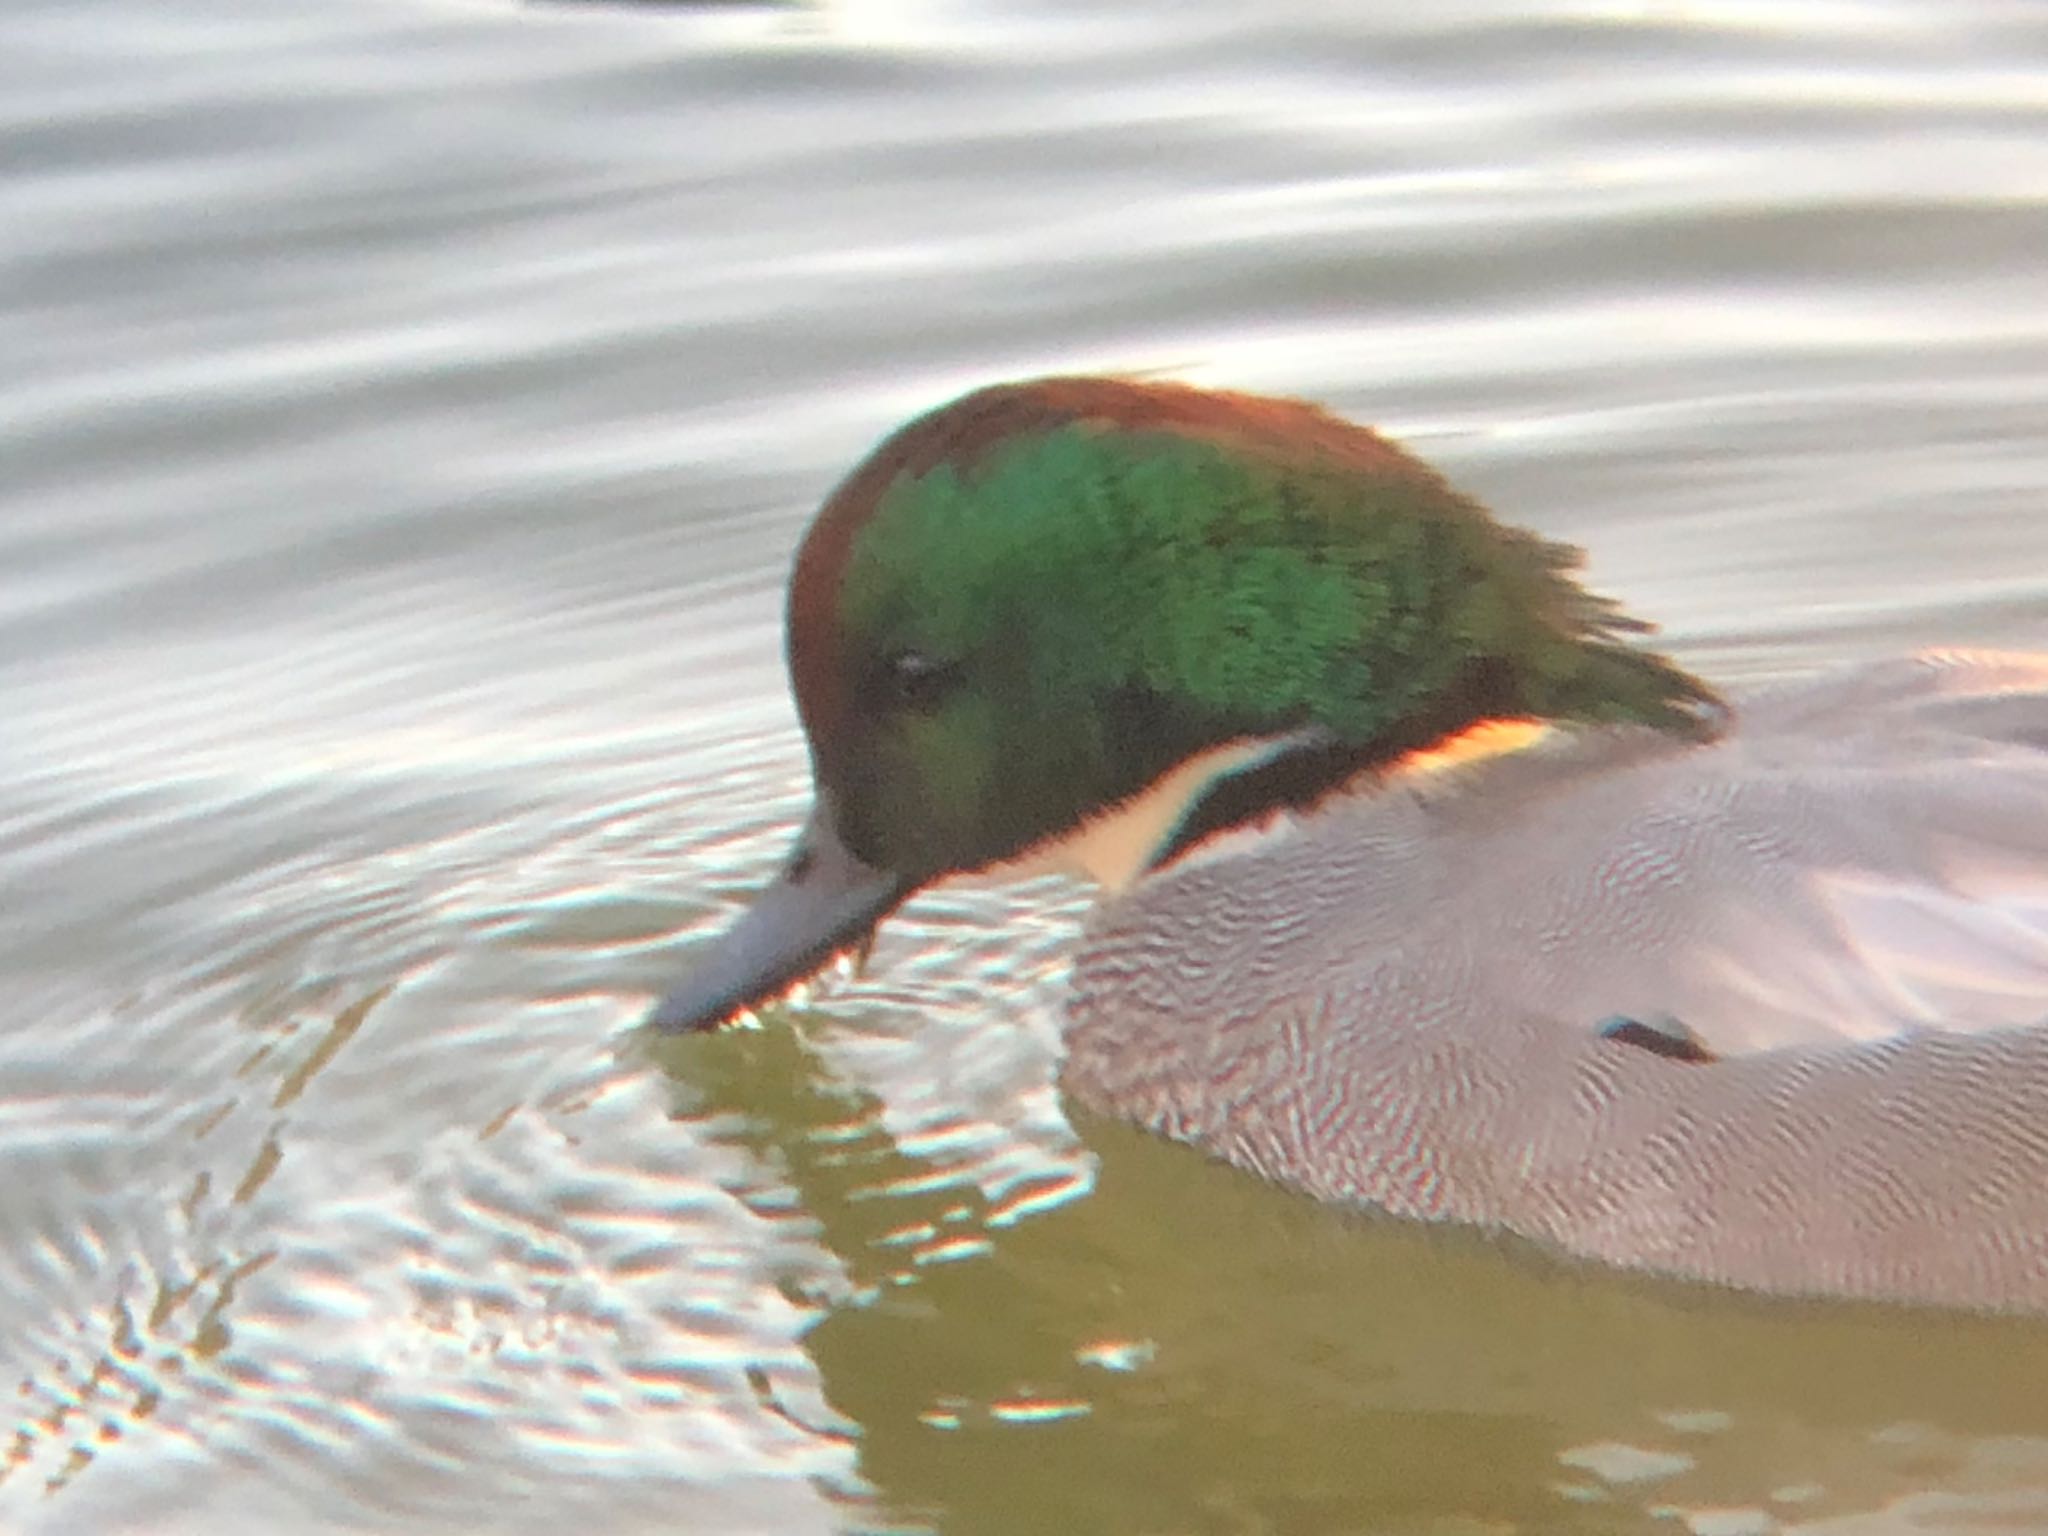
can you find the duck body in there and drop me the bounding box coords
[1065,650,2048,1310]
[651,376,2048,1313]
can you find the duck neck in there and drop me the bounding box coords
[1151,648,1667,876]
[1015,702,1552,896]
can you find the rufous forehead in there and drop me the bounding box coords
[782,376,1419,745]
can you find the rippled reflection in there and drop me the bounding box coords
[2,0,2046,1529]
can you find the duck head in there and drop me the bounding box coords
[649,377,1717,1032]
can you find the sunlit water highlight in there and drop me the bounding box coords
[2,0,2046,1531]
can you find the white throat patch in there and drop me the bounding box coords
[974,716,1558,898]
[984,730,1322,895]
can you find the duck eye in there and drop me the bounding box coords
[888,650,958,712]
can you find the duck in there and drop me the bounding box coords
[650,375,2048,1314]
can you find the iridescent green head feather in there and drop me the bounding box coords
[650,376,1718,1033]
[787,376,1716,880]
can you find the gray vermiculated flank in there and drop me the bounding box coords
[1062,651,2048,1311]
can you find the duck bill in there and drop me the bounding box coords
[648,802,910,1033]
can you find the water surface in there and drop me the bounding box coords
[3,0,2047,1530]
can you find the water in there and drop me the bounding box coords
[3,0,2047,1529]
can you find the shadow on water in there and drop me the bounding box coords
[649,1011,2048,1534]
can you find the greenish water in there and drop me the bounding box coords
[3,0,2046,1530]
